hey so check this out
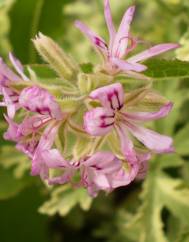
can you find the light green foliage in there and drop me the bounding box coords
[39,185,92,216]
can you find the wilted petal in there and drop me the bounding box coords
[19,86,63,120]
[127,122,174,153]
[136,151,151,180]
[112,57,147,72]
[112,6,135,58]
[127,43,180,63]
[84,107,114,136]
[90,83,124,110]
[122,102,173,121]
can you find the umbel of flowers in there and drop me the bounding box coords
[0,0,179,197]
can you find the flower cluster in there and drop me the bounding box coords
[0,0,178,197]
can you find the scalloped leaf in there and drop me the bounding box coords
[39,185,92,216]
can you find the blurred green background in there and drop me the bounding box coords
[0,0,189,242]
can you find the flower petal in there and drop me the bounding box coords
[127,43,180,63]
[122,102,173,121]
[0,57,20,82]
[84,107,114,136]
[116,124,138,166]
[127,122,174,153]
[75,20,108,57]
[112,6,135,58]
[9,53,29,82]
[19,86,63,120]
[3,115,19,141]
[90,83,124,110]
[112,57,147,72]
[104,0,116,48]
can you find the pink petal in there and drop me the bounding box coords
[112,6,135,58]
[104,0,116,48]
[9,53,29,82]
[85,152,121,174]
[2,87,17,118]
[84,107,114,136]
[127,122,174,153]
[75,20,108,57]
[123,102,173,121]
[111,57,147,72]
[37,122,60,151]
[116,124,138,166]
[127,43,180,63]
[3,115,19,141]
[17,114,51,136]
[90,83,124,110]
[19,86,63,120]
[31,123,60,177]
[0,57,20,82]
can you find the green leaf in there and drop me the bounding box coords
[174,124,189,155]
[125,169,189,242]
[0,166,32,200]
[0,145,30,178]
[144,59,189,80]
[9,0,71,63]
[39,185,92,216]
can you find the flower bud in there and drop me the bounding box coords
[33,33,79,80]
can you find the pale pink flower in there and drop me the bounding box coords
[48,151,150,197]
[75,0,179,76]
[84,83,174,165]
[31,122,71,180]
[79,152,137,197]
[4,86,65,166]
[19,86,63,120]
[0,53,29,118]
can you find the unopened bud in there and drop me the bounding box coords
[33,33,79,80]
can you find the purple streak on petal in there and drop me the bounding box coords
[127,43,180,63]
[84,107,114,136]
[90,83,124,110]
[19,86,63,120]
[75,20,108,57]
[122,102,173,121]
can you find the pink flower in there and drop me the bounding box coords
[79,152,137,197]
[19,86,63,120]
[4,86,65,165]
[75,0,179,76]
[0,53,29,118]
[84,83,174,165]
[31,122,71,180]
